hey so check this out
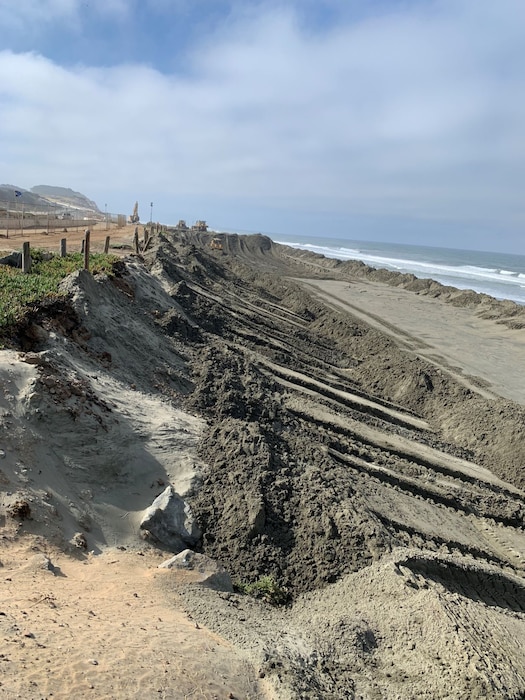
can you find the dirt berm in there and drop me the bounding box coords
[1,229,525,699]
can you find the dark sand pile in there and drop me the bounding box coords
[1,229,525,699]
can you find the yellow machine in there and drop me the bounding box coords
[210,237,223,250]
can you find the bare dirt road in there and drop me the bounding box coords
[0,222,141,257]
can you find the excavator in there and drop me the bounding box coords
[129,201,139,224]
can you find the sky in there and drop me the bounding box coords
[0,0,524,253]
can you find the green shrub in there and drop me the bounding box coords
[235,575,289,606]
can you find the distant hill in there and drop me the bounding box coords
[0,185,100,217]
[31,185,100,213]
[0,185,50,209]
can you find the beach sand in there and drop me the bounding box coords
[1,229,525,698]
[0,545,262,699]
[297,277,525,404]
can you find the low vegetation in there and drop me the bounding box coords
[0,249,118,329]
[235,575,290,606]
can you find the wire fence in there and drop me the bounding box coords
[0,202,126,237]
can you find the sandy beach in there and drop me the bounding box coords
[1,229,525,698]
[297,277,525,404]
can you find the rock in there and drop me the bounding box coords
[140,485,201,551]
[6,498,31,520]
[158,549,234,592]
[0,252,21,268]
[21,353,44,365]
[24,554,56,574]
[70,532,88,550]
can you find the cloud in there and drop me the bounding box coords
[0,0,525,245]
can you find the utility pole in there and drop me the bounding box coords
[150,201,153,224]
[105,203,109,230]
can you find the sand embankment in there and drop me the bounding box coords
[1,230,525,698]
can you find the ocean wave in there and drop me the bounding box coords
[276,241,362,259]
[277,239,525,304]
[277,241,362,257]
[284,243,525,286]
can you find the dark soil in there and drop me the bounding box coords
[140,231,525,597]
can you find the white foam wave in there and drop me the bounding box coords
[283,242,525,286]
[276,241,362,259]
[277,240,525,304]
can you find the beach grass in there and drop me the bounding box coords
[0,250,118,329]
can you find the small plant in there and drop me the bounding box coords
[0,249,118,331]
[235,575,289,606]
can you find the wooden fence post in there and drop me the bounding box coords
[22,241,31,273]
[84,229,90,271]
[133,228,140,254]
[60,238,67,257]
[104,236,110,254]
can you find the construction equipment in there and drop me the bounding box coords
[129,201,139,224]
[191,220,208,232]
[210,236,223,250]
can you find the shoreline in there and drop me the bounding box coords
[274,239,525,326]
[275,236,525,307]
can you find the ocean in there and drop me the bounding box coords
[273,234,525,305]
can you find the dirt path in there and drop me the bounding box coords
[0,222,141,257]
[0,541,264,700]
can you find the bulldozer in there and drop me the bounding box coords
[191,220,208,232]
[129,201,139,224]
[210,236,223,251]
